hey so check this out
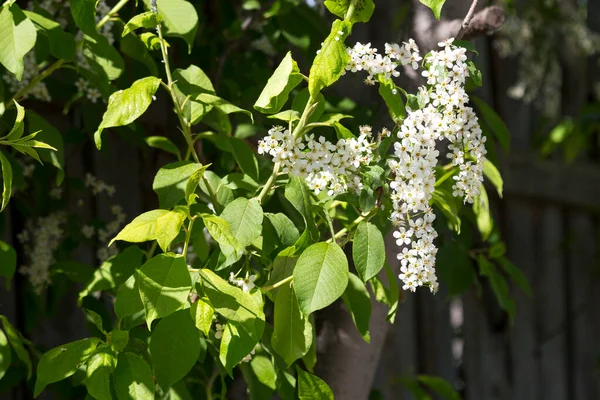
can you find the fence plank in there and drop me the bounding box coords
[567,211,600,400]
[535,207,568,400]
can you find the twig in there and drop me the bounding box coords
[456,0,479,40]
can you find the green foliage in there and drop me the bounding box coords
[293,242,349,315]
[136,254,192,327]
[254,51,303,114]
[34,337,101,397]
[149,310,200,390]
[94,76,161,149]
[308,19,352,97]
[113,352,155,400]
[0,4,37,80]
[353,221,386,282]
[419,0,447,20]
[297,368,334,400]
[324,0,375,23]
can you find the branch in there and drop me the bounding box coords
[413,1,505,52]
[455,0,479,40]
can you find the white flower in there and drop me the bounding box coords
[215,323,224,339]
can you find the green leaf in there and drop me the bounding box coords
[272,284,312,366]
[467,60,482,86]
[378,79,405,122]
[27,111,64,184]
[342,272,371,342]
[220,197,263,247]
[308,19,352,98]
[285,177,318,241]
[108,330,129,352]
[0,151,13,212]
[297,368,334,400]
[122,11,161,37]
[249,355,277,393]
[353,221,385,282]
[145,0,198,51]
[149,309,200,390]
[293,242,349,315]
[473,185,493,241]
[477,255,515,320]
[34,337,101,397]
[136,254,192,328]
[79,246,144,300]
[472,96,510,153]
[417,375,461,400]
[145,136,180,158]
[200,213,242,260]
[24,10,75,61]
[254,51,303,114]
[172,64,215,125]
[264,250,297,295]
[0,328,11,381]
[85,309,106,335]
[114,275,144,319]
[120,33,158,76]
[0,316,32,379]
[153,161,205,208]
[113,352,155,400]
[199,269,265,339]
[483,159,503,198]
[229,137,259,181]
[0,240,16,289]
[190,298,214,336]
[1,99,24,142]
[83,34,125,81]
[109,210,170,247]
[0,4,37,80]
[267,110,300,122]
[419,0,446,20]
[85,346,117,400]
[498,257,532,297]
[139,32,162,50]
[220,320,258,374]
[185,164,211,203]
[195,93,253,123]
[155,208,187,252]
[70,0,97,38]
[263,213,300,257]
[324,0,375,23]
[94,76,161,149]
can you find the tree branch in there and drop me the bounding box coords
[456,0,479,40]
[413,1,505,52]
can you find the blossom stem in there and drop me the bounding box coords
[256,161,280,203]
[328,209,377,243]
[96,0,130,30]
[182,218,194,258]
[255,95,317,203]
[345,0,358,21]
[261,275,293,292]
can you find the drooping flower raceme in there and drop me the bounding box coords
[258,126,377,196]
[346,38,486,293]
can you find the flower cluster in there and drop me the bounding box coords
[229,273,257,292]
[258,126,376,196]
[18,212,66,294]
[346,38,486,293]
[3,52,52,102]
[96,205,127,261]
[344,39,421,85]
[85,173,116,197]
